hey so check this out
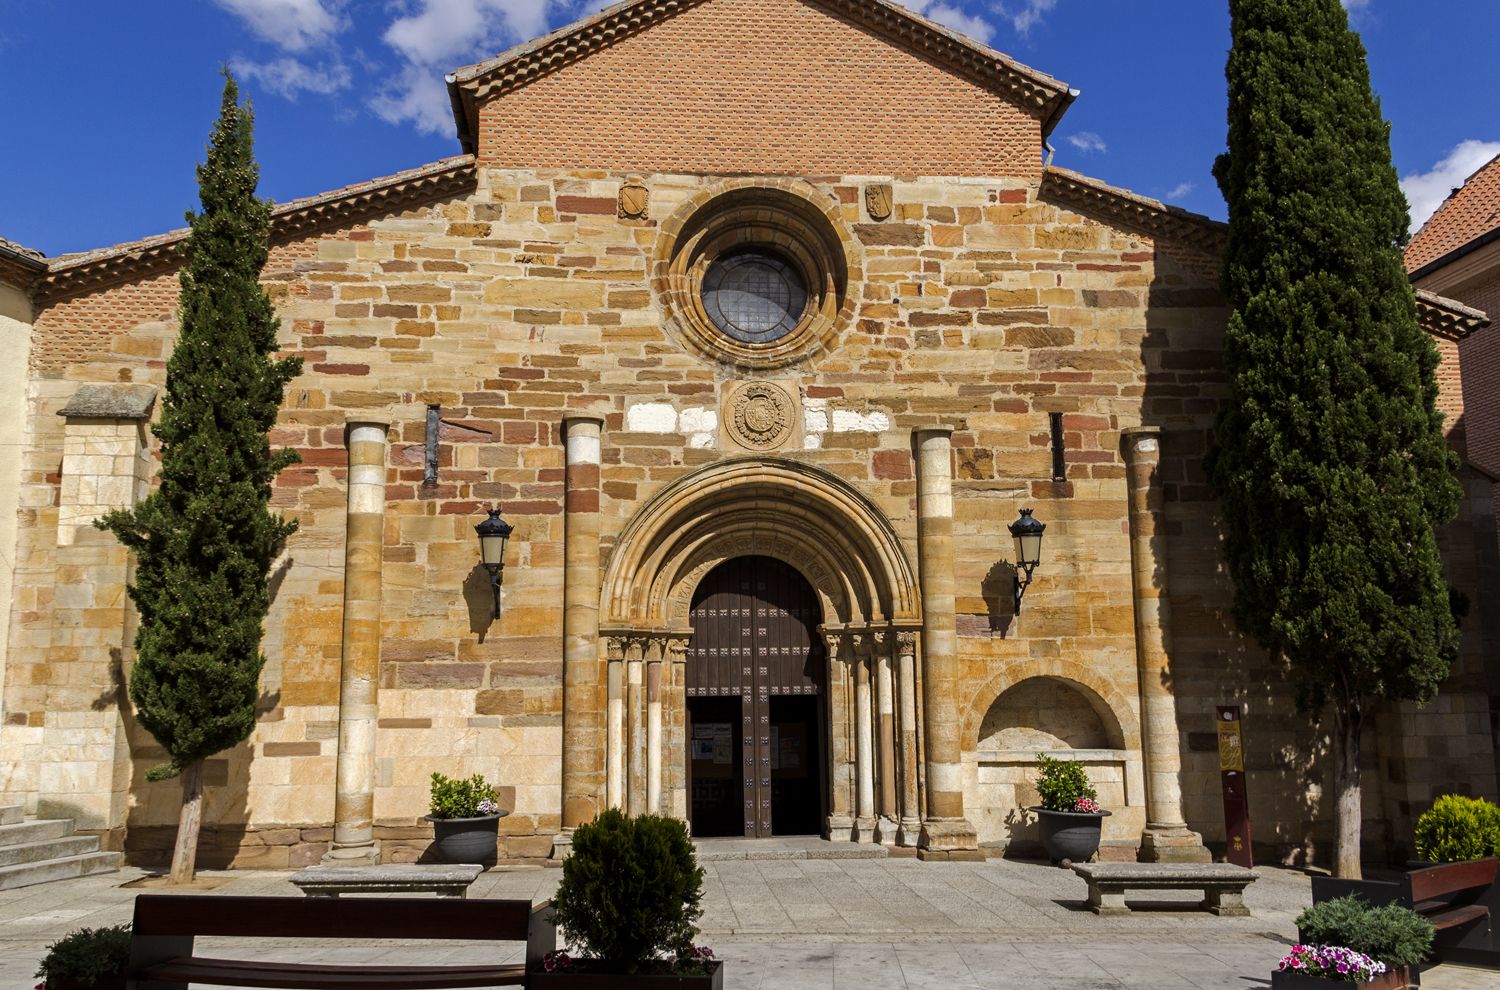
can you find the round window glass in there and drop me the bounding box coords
[701,251,808,344]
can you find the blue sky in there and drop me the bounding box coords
[1,0,1496,257]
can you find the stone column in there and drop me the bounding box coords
[558,415,604,854]
[823,630,854,841]
[875,636,898,844]
[325,416,390,865]
[647,639,663,814]
[913,427,979,859]
[606,637,625,810]
[853,637,876,842]
[895,630,922,846]
[1122,427,1209,863]
[626,637,645,816]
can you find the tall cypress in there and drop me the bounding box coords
[1208,0,1461,878]
[98,72,301,884]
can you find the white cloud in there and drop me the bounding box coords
[1165,181,1195,201]
[230,55,353,100]
[1342,0,1370,10]
[995,0,1057,35]
[901,0,995,44]
[1401,139,1500,231]
[1066,131,1106,154]
[214,0,345,51]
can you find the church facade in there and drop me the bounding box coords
[1,0,1497,869]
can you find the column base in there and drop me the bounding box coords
[1138,825,1211,864]
[551,829,574,860]
[896,817,922,848]
[825,814,854,842]
[851,816,879,843]
[321,841,381,867]
[916,818,983,861]
[873,816,899,846]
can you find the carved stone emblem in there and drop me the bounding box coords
[618,180,649,219]
[864,183,893,221]
[728,383,795,450]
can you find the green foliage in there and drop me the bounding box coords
[1034,754,1098,812]
[1414,795,1500,862]
[1296,896,1434,968]
[551,809,706,973]
[34,924,132,986]
[96,72,301,781]
[428,772,500,819]
[1208,1,1461,718]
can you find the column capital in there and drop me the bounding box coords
[1121,426,1162,464]
[912,425,955,441]
[344,413,394,429]
[562,413,607,430]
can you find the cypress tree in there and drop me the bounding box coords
[98,72,301,884]
[1208,0,1461,878]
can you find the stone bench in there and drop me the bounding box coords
[289,863,484,898]
[1071,862,1259,917]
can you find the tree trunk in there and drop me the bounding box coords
[1333,700,1363,880]
[168,759,204,885]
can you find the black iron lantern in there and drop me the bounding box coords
[475,507,514,619]
[1008,507,1045,614]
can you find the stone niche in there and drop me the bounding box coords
[967,676,1130,852]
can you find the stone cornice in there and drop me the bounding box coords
[1039,166,1228,255]
[33,156,478,305]
[446,0,1074,153]
[1416,288,1489,341]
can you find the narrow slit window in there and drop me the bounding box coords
[424,404,440,485]
[1049,412,1066,482]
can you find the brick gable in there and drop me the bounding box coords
[474,0,1049,176]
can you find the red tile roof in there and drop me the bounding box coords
[1406,153,1500,273]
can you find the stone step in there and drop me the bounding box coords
[0,804,22,826]
[694,838,890,861]
[0,834,101,868]
[0,818,72,847]
[0,851,122,891]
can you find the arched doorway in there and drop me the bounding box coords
[686,556,826,837]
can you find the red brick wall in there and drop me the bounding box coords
[476,0,1045,176]
[1457,271,1500,477]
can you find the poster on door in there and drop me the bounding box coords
[692,723,733,765]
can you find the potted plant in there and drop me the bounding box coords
[33,925,132,990]
[1271,946,1397,989]
[1030,753,1110,865]
[1413,794,1500,864]
[1281,896,1434,989]
[534,808,722,988]
[423,772,505,866]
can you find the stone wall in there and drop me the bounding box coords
[0,282,32,729]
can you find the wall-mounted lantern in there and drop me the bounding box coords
[1008,507,1045,614]
[475,506,514,620]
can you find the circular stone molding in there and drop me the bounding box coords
[652,178,860,371]
[728,383,796,450]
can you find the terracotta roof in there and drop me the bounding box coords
[0,235,47,291]
[1038,166,1228,254]
[1406,153,1500,274]
[33,156,477,303]
[445,0,1076,154]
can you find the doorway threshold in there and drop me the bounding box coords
[693,836,890,861]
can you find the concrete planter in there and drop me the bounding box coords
[1271,965,1410,990]
[423,813,503,866]
[1033,807,1110,864]
[530,960,724,989]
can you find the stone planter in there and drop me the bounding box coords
[423,813,503,865]
[1271,965,1410,990]
[1033,807,1110,864]
[530,960,724,989]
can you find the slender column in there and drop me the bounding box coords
[895,631,922,845]
[823,630,854,841]
[1122,427,1209,863]
[647,640,663,814]
[626,637,645,816]
[606,638,625,810]
[875,636,898,843]
[325,416,390,865]
[914,427,979,859]
[559,415,605,850]
[853,637,876,841]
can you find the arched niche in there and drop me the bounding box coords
[976,676,1126,753]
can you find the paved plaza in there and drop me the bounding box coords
[3,857,1497,989]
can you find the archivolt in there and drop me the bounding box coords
[601,457,920,630]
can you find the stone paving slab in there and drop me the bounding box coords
[0,859,1494,988]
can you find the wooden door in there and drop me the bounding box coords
[687,556,824,837]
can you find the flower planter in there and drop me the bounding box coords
[1032,807,1110,864]
[44,977,127,990]
[1270,965,1410,990]
[529,960,724,989]
[423,812,503,865]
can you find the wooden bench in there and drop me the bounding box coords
[1071,862,1259,917]
[1310,858,1498,968]
[289,864,484,898]
[126,893,554,989]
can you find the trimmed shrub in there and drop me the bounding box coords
[1296,896,1434,968]
[1414,795,1500,863]
[34,924,132,988]
[427,772,500,820]
[551,809,705,973]
[1034,754,1097,813]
